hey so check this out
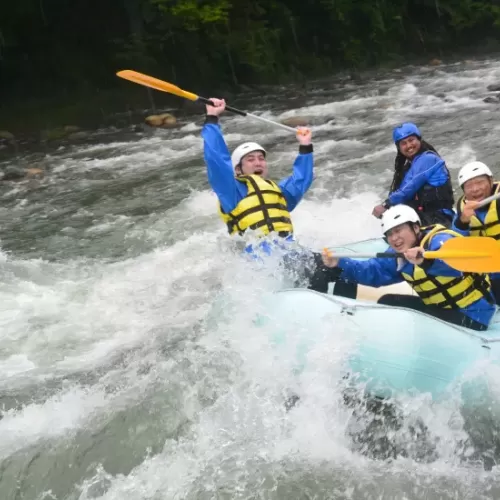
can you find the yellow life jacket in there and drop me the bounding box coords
[218,174,294,236]
[458,182,500,239]
[401,224,492,309]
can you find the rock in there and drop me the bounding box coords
[145,115,163,126]
[281,116,311,127]
[145,113,177,128]
[487,84,500,92]
[41,127,67,141]
[41,127,88,141]
[67,131,89,141]
[156,113,177,128]
[349,71,363,82]
[25,168,44,179]
[3,166,26,181]
[0,130,15,141]
[483,96,500,104]
[429,58,442,66]
[236,84,253,92]
[63,125,80,133]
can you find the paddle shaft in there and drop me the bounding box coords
[196,96,246,116]
[195,95,296,132]
[476,191,500,208]
[331,252,413,259]
[331,251,488,260]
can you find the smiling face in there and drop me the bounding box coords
[462,174,492,202]
[385,222,420,252]
[398,135,421,159]
[236,150,268,178]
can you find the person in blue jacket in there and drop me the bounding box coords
[201,97,350,294]
[321,204,495,331]
[202,97,313,256]
[452,160,500,304]
[372,123,455,226]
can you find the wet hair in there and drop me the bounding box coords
[389,139,439,194]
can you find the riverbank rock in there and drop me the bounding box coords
[280,116,312,127]
[0,163,45,182]
[145,113,177,128]
[64,125,80,133]
[25,168,45,179]
[0,130,15,141]
[41,126,89,142]
[67,131,90,141]
[41,127,67,141]
[3,166,25,181]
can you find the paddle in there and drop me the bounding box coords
[116,70,298,133]
[323,236,500,273]
[472,191,500,208]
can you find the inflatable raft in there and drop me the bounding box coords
[256,237,500,405]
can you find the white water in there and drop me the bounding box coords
[2,58,500,499]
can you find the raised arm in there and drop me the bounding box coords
[201,99,240,214]
[278,128,314,212]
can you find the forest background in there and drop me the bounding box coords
[2,0,500,134]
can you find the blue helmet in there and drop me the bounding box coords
[392,122,421,144]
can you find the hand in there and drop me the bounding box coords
[372,204,387,219]
[322,248,339,268]
[206,98,226,116]
[460,199,481,224]
[296,127,312,145]
[404,246,425,266]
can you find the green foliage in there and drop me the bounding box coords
[152,0,230,30]
[2,0,500,103]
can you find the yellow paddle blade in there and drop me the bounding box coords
[116,70,199,101]
[424,236,500,273]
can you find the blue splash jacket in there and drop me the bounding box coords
[337,232,495,327]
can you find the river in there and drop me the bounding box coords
[1,58,500,499]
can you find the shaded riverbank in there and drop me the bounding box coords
[4,53,500,159]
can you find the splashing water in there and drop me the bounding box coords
[2,59,500,499]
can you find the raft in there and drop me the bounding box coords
[257,237,500,406]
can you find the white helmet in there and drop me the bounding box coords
[231,142,266,168]
[381,205,421,234]
[458,161,493,187]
